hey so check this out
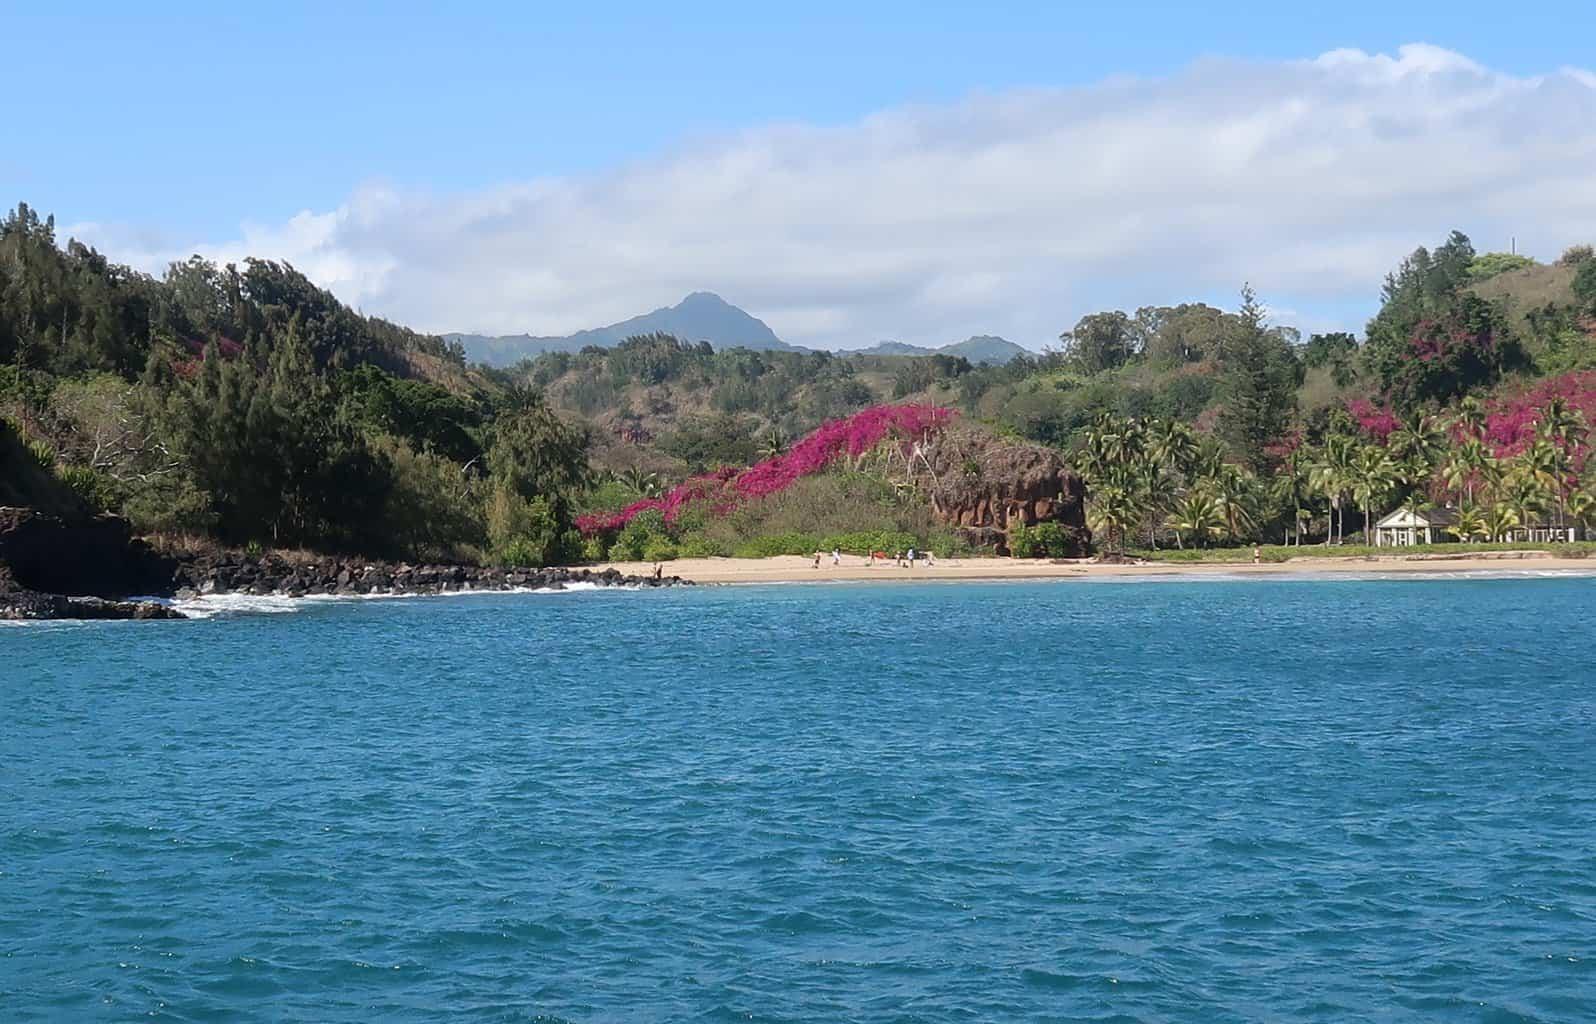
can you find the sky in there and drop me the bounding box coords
[5,1,1596,350]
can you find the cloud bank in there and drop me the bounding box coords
[71,44,1596,350]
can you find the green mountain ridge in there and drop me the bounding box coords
[447,292,800,366]
[448,295,1030,367]
[849,335,1029,364]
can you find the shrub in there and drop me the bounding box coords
[677,536,730,558]
[1559,244,1594,267]
[817,530,919,555]
[731,533,822,558]
[611,509,670,561]
[641,538,679,562]
[55,463,119,513]
[581,535,609,562]
[496,537,546,568]
[1010,520,1072,558]
[487,488,573,567]
[27,438,55,471]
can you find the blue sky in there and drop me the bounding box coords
[5,2,1595,347]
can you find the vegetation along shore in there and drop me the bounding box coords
[4,201,1596,615]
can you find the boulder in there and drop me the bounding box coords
[0,506,178,597]
[921,426,1091,555]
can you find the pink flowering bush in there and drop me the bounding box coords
[578,404,956,536]
[1481,371,1596,462]
[1345,399,1399,442]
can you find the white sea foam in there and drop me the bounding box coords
[169,579,632,619]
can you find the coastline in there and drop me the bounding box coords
[590,550,1596,584]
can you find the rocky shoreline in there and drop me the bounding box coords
[0,507,689,621]
[174,552,688,603]
[0,571,185,620]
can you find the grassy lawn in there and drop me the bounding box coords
[1129,541,1596,563]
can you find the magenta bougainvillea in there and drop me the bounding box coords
[1345,398,1399,441]
[1480,371,1596,462]
[578,403,956,535]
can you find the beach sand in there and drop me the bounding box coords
[594,550,1596,584]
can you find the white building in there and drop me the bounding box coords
[1506,522,1585,544]
[1372,506,1459,547]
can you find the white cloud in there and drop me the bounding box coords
[70,45,1596,351]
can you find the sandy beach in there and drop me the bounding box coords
[593,550,1596,584]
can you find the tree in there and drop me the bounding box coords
[1060,311,1136,376]
[1483,504,1520,542]
[1574,259,1596,313]
[1273,443,1313,545]
[1135,303,1232,366]
[1165,492,1224,549]
[1465,252,1535,281]
[1203,463,1256,542]
[1451,395,1487,441]
[1215,285,1300,471]
[1348,445,1399,545]
[1087,483,1138,555]
[1450,501,1489,543]
[1439,438,1492,504]
[1311,435,1357,544]
[486,394,592,518]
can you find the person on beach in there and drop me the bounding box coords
[831,548,841,566]
[813,551,822,569]
[652,562,663,580]
[907,547,917,568]
[1253,546,1261,564]
[925,551,936,567]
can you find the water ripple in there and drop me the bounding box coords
[3,578,1595,1020]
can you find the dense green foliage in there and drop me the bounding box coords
[0,203,584,564]
[9,197,1596,564]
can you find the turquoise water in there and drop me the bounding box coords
[4,576,1596,1022]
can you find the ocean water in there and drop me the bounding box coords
[4,576,1595,1022]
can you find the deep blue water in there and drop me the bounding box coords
[4,576,1596,1022]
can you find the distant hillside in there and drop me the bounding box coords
[1466,259,1583,347]
[448,292,804,367]
[851,335,1029,365]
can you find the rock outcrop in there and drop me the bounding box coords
[173,552,687,600]
[921,426,1090,555]
[0,506,177,598]
[0,568,183,620]
[0,506,687,620]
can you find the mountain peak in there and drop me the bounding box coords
[446,292,797,366]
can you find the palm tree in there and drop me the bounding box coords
[1567,489,1596,537]
[1274,446,1312,546]
[1537,397,1584,448]
[1165,492,1224,550]
[618,465,661,498]
[1483,504,1521,543]
[1440,437,1492,504]
[1148,419,1199,478]
[1500,468,1551,542]
[1349,445,1399,545]
[1532,402,1584,529]
[1205,464,1256,543]
[1449,501,1489,543]
[1311,436,1357,545]
[1452,395,1487,442]
[1389,412,1446,473]
[756,426,788,461]
[1088,483,1139,555]
[1190,437,1229,484]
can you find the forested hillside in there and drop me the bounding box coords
[6,199,1595,567]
